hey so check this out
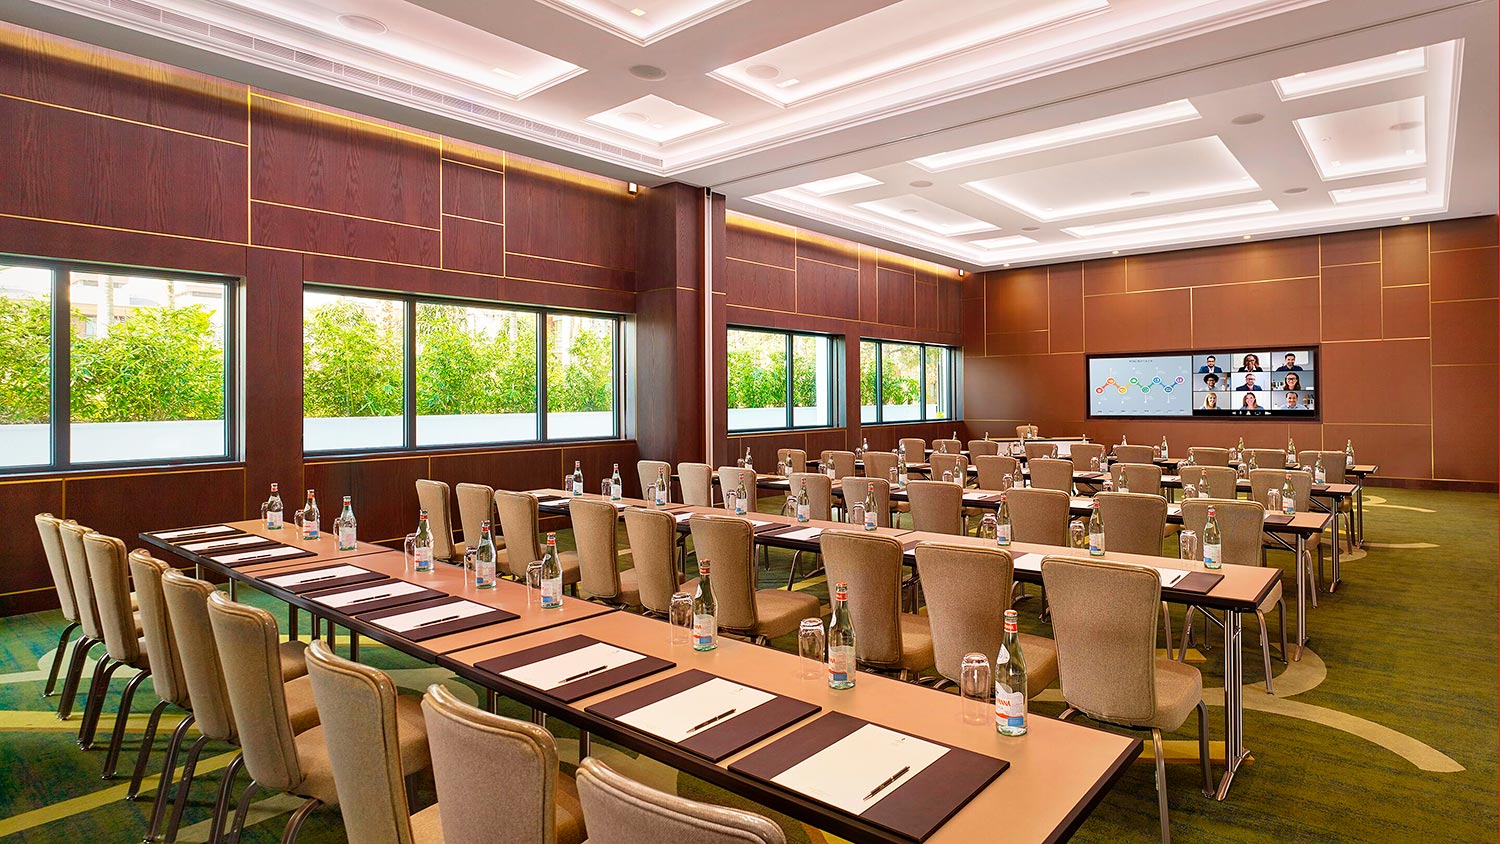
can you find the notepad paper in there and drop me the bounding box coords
[616,678,775,743]
[1167,504,1183,517]
[156,525,236,540]
[374,600,491,633]
[1011,553,1045,573]
[264,565,369,587]
[777,527,824,542]
[500,642,647,690]
[771,724,948,815]
[212,546,308,564]
[1070,498,1094,508]
[962,493,992,502]
[314,581,425,608]
[1162,475,1181,483]
[747,519,774,528]
[673,512,694,523]
[180,535,267,552]
[1157,568,1189,588]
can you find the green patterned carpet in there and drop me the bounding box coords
[0,487,1494,843]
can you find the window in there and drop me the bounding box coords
[726,327,834,431]
[861,339,956,424]
[0,260,236,473]
[303,286,622,453]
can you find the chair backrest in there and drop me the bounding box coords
[1179,466,1238,499]
[1297,450,1346,484]
[1028,457,1074,493]
[787,473,832,522]
[1109,462,1163,498]
[127,550,189,707]
[424,683,570,844]
[915,542,1013,682]
[906,480,962,535]
[1024,442,1056,461]
[929,453,968,483]
[931,438,962,455]
[716,467,757,510]
[34,514,80,623]
[1094,492,1169,556]
[59,521,102,640]
[974,455,1019,490]
[1188,447,1230,467]
[687,515,757,632]
[824,450,856,480]
[622,509,681,616]
[576,757,785,844]
[1069,443,1105,473]
[679,463,714,506]
[206,592,304,791]
[570,499,623,600]
[820,531,905,667]
[416,479,457,559]
[1180,498,1265,567]
[898,438,927,460]
[1041,556,1162,724]
[839,476,891,528]
[1245,448,1287,470]
[161,571,238,741]
[305,641,419,844]
[967,439,1000,457]
[83,532,141,662]
[494,491,543,577]
[1016,425,1039,439]
[455,483,496,552]
[863,451,898,482]
[1250,468,1312,512]
[775,449,806,475]
[1112,444,1155,464]
[636,460,671,501]
[1006,488,1071,546]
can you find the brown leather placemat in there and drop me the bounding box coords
[147,524,245,542]
[209,545,320,568]
[174,536,275,555]
[586,669,820,763]
[357,595,519,642]
[1171,571,1225,595]
[303,578,448,613]
[268,566,386,594]
[729,711,1007,842]
[474,634,674,703]
[1262,513,1294,525]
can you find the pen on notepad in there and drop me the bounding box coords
[412,614,460,628]
[295,574,337,585]
[685,708,736,734]
[559,665,610,684]
[347,593,392,604]
[863,765,910,801]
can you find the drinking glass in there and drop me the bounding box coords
[960,653,992,726]
[797,619,826,680]
[1183,483,1198,500]
[888,467,899,487]
[404,533,432,573]
[725,490,738,513]
[776,459,787,477]
[462,548,477,583]
[736,457,745,469]
[1070,519,1088,550]
[976,513,998,542]
[526,561,545,605]
[849,503,866,527]
[1179,529,1199,562]
[1267,488,1282,513]
[598,479,610,497]
[1090,456,1100,472]
[942,470,954,483]
[999,472,1012,491]
[645,483,659,509]
[1199,485,1210,498]
[669,592,693,645]
[1050,446,1059,458]
[563,473,573,494]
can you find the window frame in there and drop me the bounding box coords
[725,326,840,434]
[861,338,957,425]
[0,256,239,475]
[303,284,625,456]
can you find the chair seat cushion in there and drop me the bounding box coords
[283,676,323,734]
[279,640,310,680]
[409,803,444,844]
[896,614,935,673]
[555,771,587,844]
[293,694,430,804]
[1018,633,1058,697]
[750,589,822,640]
[1258,580,1283,615]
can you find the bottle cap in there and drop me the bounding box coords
[271,483,279,491]
[307,489,315,495]
[833,582,848,600]
[698,559,711,575]
[343,495,351,503]
[546,531,557,543]
[481,519,490,529]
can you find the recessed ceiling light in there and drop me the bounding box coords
[1390,120,1423,131]
[336,14,387,34]
[1129,190,1150,197]
[745,64,780,80]
[909,180,934,188]
[901,209,921,215]
[650,122,665,129]
[1002,263,1010,267]
[618,111,649,123]
[1232,113,1265,125]
[1242,234,1252,239]
[630,7,646,15]
[491,67,519,79]
[1401,216,1411,221]
[1063,201,1279,237]
[629,64,667,81]
[1112,250,1120,255]
[1276,47,1427,99]
[1044,207,1054,212]
[1021,226,1040,232]
[1329,178,1427,204]
[1404,148,1417,156]
[1331,160,1341,167]
[799,173,882,195]
[774,78,801,88]
[1284,187,1308,194]
[1294,72,1307,77]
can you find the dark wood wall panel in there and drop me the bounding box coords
[876,268,915,327]
[1320,263,1383,341]
[506,253,633,292]
[0,480,65,612]
[1125,238,1319,290]
[251,201,440,265]
[441,215,506,276]
[243,248,306,516]
[67,468,245,549]
[1084,288,1191,352]
[796,258,859,320]
[1190,277,1320,347]
[725,258,796,310]
[442,159,506,224]
[503,159,636,272]
[1432,364,1499,482]
[0,215,246,276]
[304,456,431,544]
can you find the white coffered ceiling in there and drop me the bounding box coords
[10,0,1495,269]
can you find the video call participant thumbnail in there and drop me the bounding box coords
[1198,355,1222,374]
[1276,352,1304,372]
[1236,373,1264,391]
[1203,392,1220,410]
[1238,353,1263,372]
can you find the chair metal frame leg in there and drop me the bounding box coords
[1151,728,1171,844]
[1254,610,1275,695]
[162,734,211,844]
[1195,701,1214,797]
[43,621,81,697]
[281,798,323,844]
[57,636,99,720]
[80,657,124,748]
[127,700,171,799]
[103,668,152,777]
[227,780,261,844]
[206,754,244,844]
[144,713,196,844]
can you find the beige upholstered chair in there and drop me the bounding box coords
[623,509,687,617]
[636,460,671,501]
[1244,448,1288,471]
[417,479,462,561]
[1070,443,1106,473]
[915,542,1058,696]
[120,551,187,795]
[79,532,151,756]
[1250,468,1322,595]
[898,438,927,459]
[208,592,430,844]
[1024,441,1056,461]
[1094,492,1169,556]
[775,448,807,474]
[863,450,898,483]
[820,531,932,679]
[1113,444,1156,465]
[1110,462,1164,498]
[716,466,758,512]
[424,684,586,844]
[1188,447,1230,467]
[1179,499,1286,693]
[906,480,962,535]
[840,476,891,528]
[967,439,1001,457]
[679,463,713,506]
[823,450,857,480]
[56,521,107,721]
[34,514,86,702]
[569,499,639,608]
[688,515,819,644]
[929,453,968,484]
[1041,556,1213,844]
[1028,457,1074,493]
[786,473,833,522]
[932,438,962,455]
[1179,466,1238,500]
[1016,424,1039,439]
[975,455,1020,490]
[159,570,318,844]
[576,757,781,844]
[1006,488,1071,546]
[456,483,501,556]
[305,642,440,844]
[494,491,582,587]
[1297,450,1346,484]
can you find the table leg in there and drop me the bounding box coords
[1356,480,1365,547]
[1216,610,1247,800]
[350,632,360,662]
[580,730,592,762]
[486,690,498,713]
[1329,509,1341,592]
[229,579,238,601]
[288,605,300,641]
[1294,534,1307,661]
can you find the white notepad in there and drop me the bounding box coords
[673,512,695,523]
[211,546,308,564]
[264,565,368,588]
[747,519,774,528]
[1011,552,1045,573]
[962,493,992,502]
[181,535,269,552]
[777,527,824,542]
[617,678,775,743]
[1070,497,1094,508]
[1162,475,1181,483]
[771,724,948,815]
[156,524,236,540]
[1167,504,1183,517]
[373,600,491,633]
[1157,568,1190,588]
[313,580,426,609]
[500,642,647,690]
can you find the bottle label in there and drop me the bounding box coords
[735,497,748,515]
[1089,532,1104,555]
[304,522,319,541]
[1315,469,1325,484]
[655,486,667,505]
[1204,542,1222,569]
[542,578,562,606]
[572,479,583,496]
[610,482,622,500]
[338,526,355,549]
[267,510,282,529]
[476,562,495,588]
[995,684,1026,730]
[898,472,908,486]
[996,524,1011,546]
[864,509,877,530]
[693,614,717,649]
[414,547,432,570]
[797,503,809,522]
[1284,499,1296,516]
[827,645,854,685]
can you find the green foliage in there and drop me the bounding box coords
[0,294,51,424]
[416,304,537,415]
[726,330,787,409]
[547,316,614,413]
[70,305,224,422]
[303,299,403,418]
[880,343,921,405]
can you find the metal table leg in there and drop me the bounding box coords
[1216,610,1247,800]
[1329,508,1341,592]
[288,605,299,641]
[350,632,360,662]
[1294,533,1307,660]
[1355,480,1365,546]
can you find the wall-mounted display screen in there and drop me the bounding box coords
[1088,348,1318,418]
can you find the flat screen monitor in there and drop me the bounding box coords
[1088,348,1318,418]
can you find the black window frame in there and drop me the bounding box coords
[725,326,841,433]
[861,338,957,425]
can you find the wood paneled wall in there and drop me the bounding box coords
[965,219,1499,489]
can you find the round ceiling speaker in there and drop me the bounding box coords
[1231,112,1264,125]
[629,65,668,81]
[909,180,934,188]
[336,14,387,34]
[745,64,780,80]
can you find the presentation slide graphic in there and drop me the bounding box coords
[1088,356,1193,417]
[1089,349,1318,418]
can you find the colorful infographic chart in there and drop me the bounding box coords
[1087,355,1192,417]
